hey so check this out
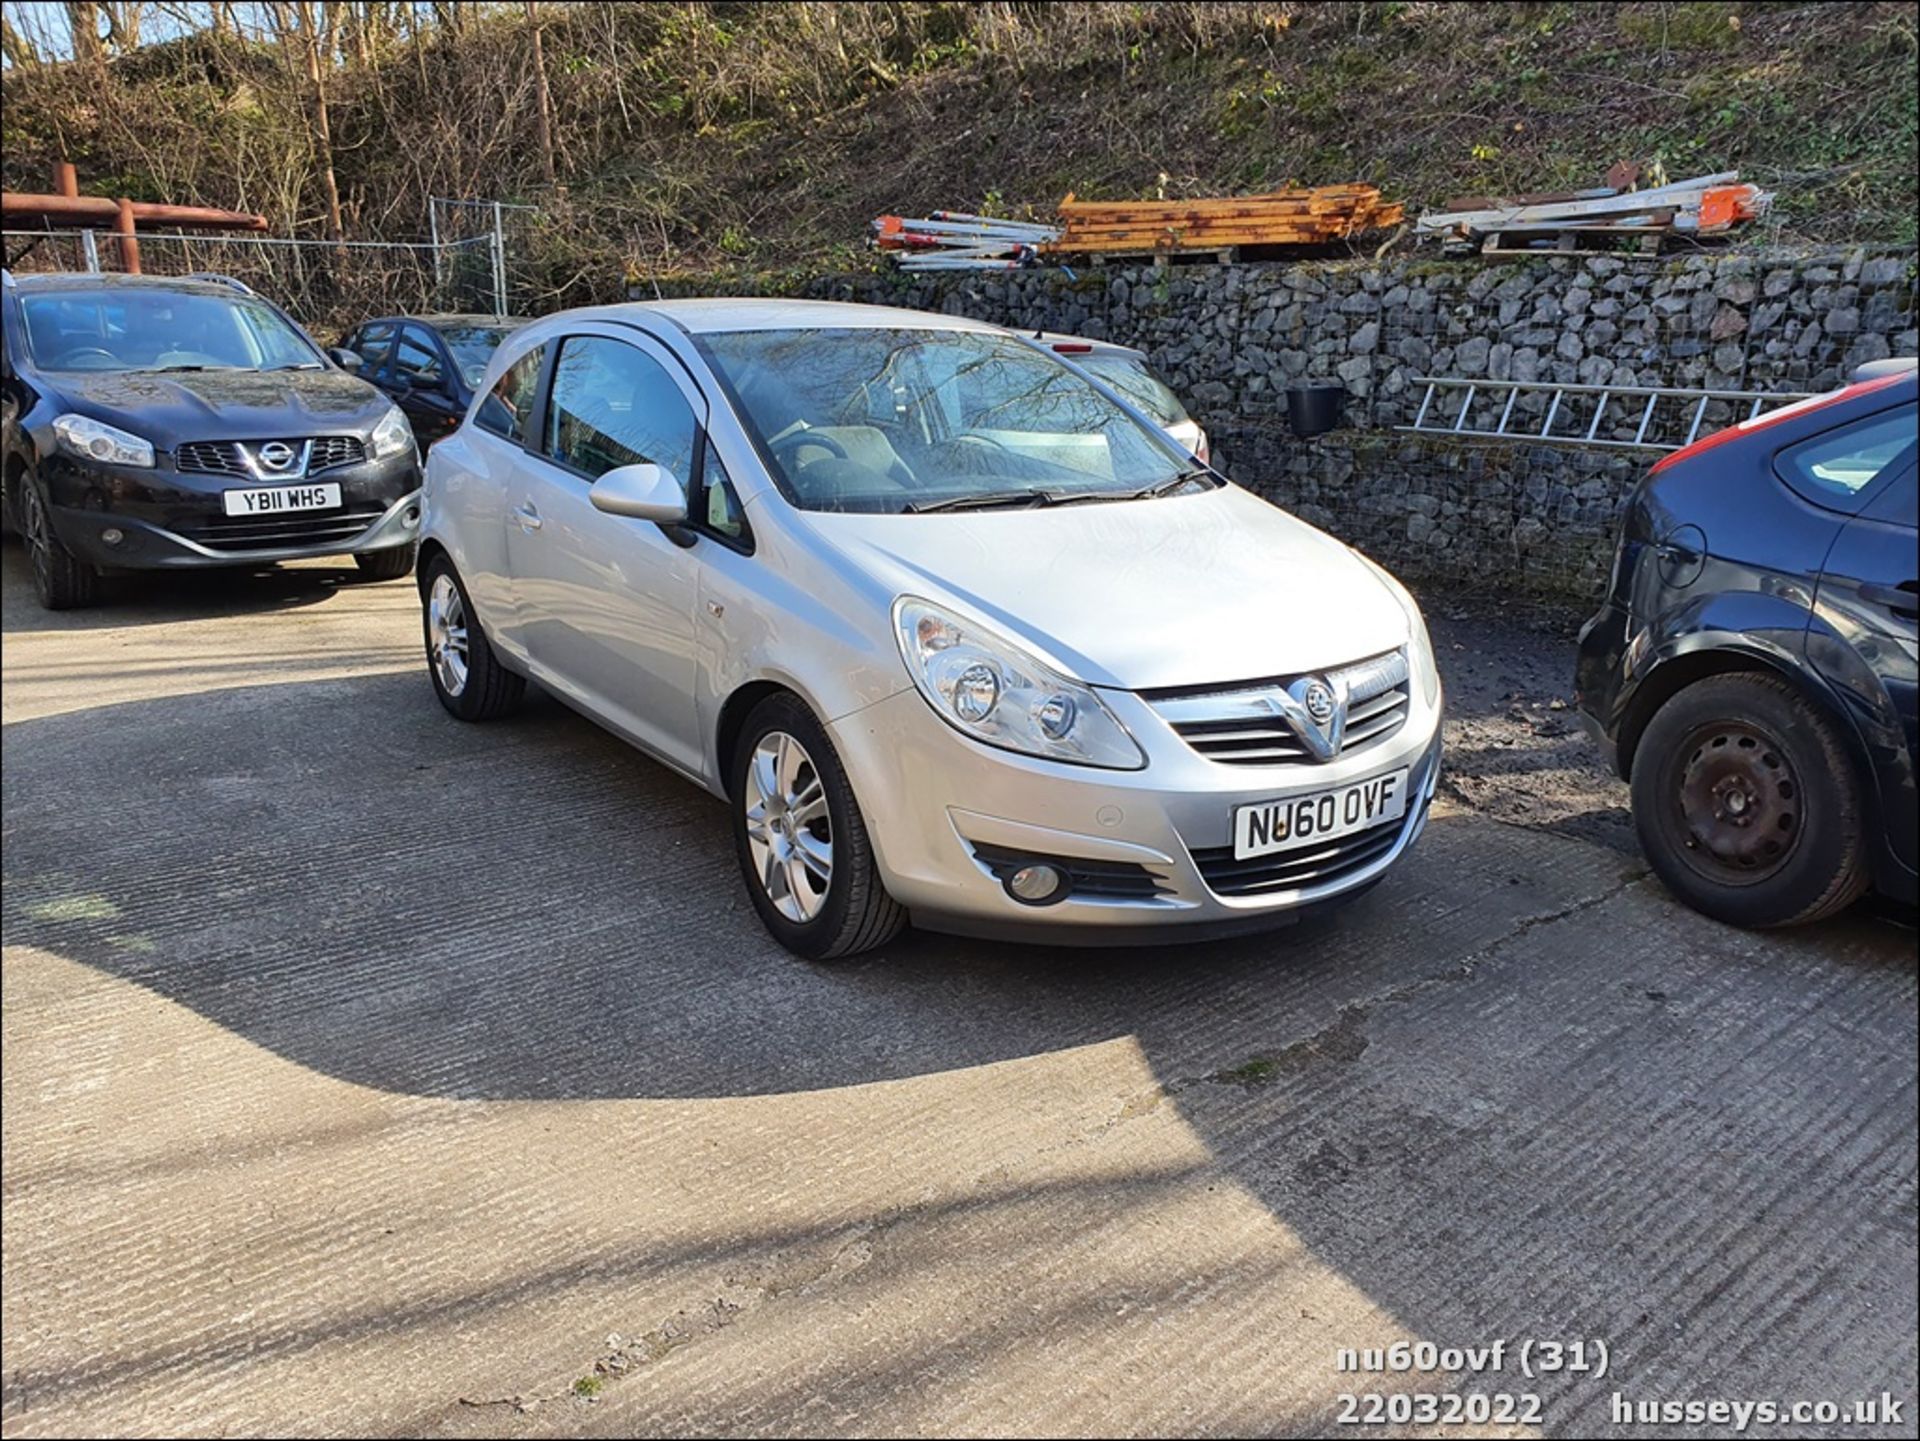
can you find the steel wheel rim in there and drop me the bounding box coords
[743,730,833,923]
[427,574,469,697]
[1673,720,1803,885]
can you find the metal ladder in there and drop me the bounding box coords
[1398,377,1814,452]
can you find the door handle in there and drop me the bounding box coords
[512,502,542,533]
[1860,581,1919,618]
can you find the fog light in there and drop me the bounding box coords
[100,526,125,546]
[1006,864,1065,905]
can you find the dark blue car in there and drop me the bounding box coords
[1576,364,1917,928]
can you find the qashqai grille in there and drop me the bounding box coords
[175,437,366,478]
[1143,649,1411,768]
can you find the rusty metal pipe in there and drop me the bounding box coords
[0,192,270,232]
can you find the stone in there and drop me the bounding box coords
[1456,336,1492,375]
[1350,321,1379,354]
[1712,342,1745,373]
[1556,331,1584,362]
[1848,332,1892,365]
[1825,307,1860,336]
[1762,268,1795,297]
[1336,355,1372,384]
[1859,256,1906,286]
[1713,277,1757,305]
[1341,291,1381,315]
[1710,305,1748,341]
[1489,342,1514,381]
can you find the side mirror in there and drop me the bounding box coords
[327,346,364,373]
[589,463,687,525]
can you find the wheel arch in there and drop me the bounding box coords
[1617,643,1862,783]
[715,680,802,799]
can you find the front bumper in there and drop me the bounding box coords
[828,680,1444,945]
[1573,599,1631,776]
[42,451,423,569]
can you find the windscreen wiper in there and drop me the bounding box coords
[1045,470,1215,506]
[906,489,1056,514]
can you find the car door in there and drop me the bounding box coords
[507,326,705,775]
[346,320,397,391]
[391,324,464,445]
[1810,458,1918,874]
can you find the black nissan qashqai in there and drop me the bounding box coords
[0,269,421,609]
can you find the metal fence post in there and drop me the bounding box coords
[428,200,443,299]
[80,230,100,273]
[491,201,507,317]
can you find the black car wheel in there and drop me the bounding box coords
[354,542,418,582]
[729,692,907,961]
[421,554,524,721]
[1632,673,1868,927]
[17,476,100,610]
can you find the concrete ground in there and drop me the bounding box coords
[2,547,1914,1439]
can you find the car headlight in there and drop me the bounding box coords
[52,414,154,468]
[370,405,415,459]
[1351,548,1440,709]
[893,597,1145,769]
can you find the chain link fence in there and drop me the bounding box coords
[2,205,527,339]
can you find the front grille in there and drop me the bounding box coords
[1145,649,1412,768]
[1189,812,1407,898]
[173,505,386,553]
[308,436,366,472]
[175,441,249,476]
[175,436,366,477]
[968,842,1170,901]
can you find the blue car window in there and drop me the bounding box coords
[1776,403,1918,513]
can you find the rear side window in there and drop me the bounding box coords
[1081,353,1191,427]
[545,336,698,494]
[1776,404,1918,512]
[475,342,545,444]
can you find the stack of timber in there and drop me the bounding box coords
[1043,185,1403,262]
[1416,170,1771,257]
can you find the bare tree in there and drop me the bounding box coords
[65,1,105,74]
[267,1,347,245]
[2,11,41,68]
[526,0,556,186]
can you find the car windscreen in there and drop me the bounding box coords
[698,327,1192,514]
[1077,352,1192,428]
[20,289,320,373]
[440,325,517,389]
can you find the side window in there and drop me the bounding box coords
[1863,466,1917,529]
[475,342,546,444]
[354,321,396,373]
[701,444,752,547]
[545,335,697,492]
[1776,404,1918,513]
[392,325,445,387]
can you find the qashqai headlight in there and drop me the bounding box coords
[893,597,1144,769]
[370,404,415,460]
[53,414,154,468]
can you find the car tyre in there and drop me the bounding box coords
[354,542,418,582]
[421,554,524,721]
[18,475,100,610]
[1632,672,1868,928]
[730,692,907,961]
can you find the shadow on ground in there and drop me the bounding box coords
[4,656,1914,1433]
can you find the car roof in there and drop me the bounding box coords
[5,271,263,300]
[550,298,1008,336]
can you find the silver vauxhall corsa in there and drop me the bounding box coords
[416,300,1442,959]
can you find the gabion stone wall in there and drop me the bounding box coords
[663,245,1918,599]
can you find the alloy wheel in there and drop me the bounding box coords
[743,730,833,923]
[19,484,52,590]
[427,573,470,698]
